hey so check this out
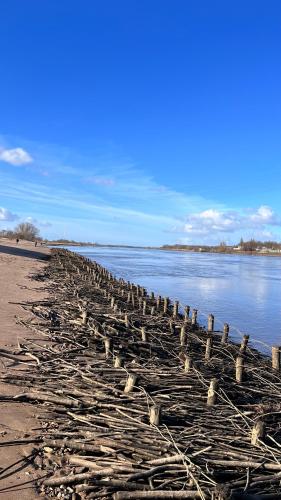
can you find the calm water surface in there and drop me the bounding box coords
[65,246,281,353]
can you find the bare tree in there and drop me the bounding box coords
[14,222,40,241]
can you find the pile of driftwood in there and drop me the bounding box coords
[3,249,281,499]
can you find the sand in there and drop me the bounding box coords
[0,239,50,499]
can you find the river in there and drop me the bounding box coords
[64,246,281,353]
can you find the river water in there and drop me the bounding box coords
[64,246,281,353]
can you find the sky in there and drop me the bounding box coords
[1,0,281,246]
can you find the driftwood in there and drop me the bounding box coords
[4,248,281,500]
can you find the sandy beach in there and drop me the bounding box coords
[0,239,50,499]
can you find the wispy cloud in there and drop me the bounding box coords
[0,207,19,221]
[86,176,115,186]
[0,147,33,166]
[25,216,52,228]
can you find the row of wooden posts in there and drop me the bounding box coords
[68,255,281,376]
[58,251,278,446]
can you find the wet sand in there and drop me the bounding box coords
[0,239,50,499]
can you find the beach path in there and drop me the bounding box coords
[0,239,50,499]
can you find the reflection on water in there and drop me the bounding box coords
[65,246,281,352]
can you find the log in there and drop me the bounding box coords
[113,492,201,499]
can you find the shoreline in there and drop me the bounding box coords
[1,247,280,498]
[0,239,50,499]
[49,242,281,258]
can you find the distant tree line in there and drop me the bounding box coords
[0,222,41,241]
[161,238,281,253]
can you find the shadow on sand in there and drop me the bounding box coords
[0,245,50,261]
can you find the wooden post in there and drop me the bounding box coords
[240,334,249,353]
[127,292,131,304]
[163,297,169,314]
[180,326,187,346]
[272,346,280,371]
[114,354,124,368]
[221,323,229,344]
[173,301,179,318]
[149,405,162,426]
[151,306,155,316]
[142,300,147,315]
[205,336,213,360]
[169,321,175,334]
[207,378,218,406]
[184,356,193,372]
[236,356,244,383]
[124,373,137,393]
[191,309,198,325]
[207,314,214,332]
[125,314,129,328]
[251,420,265,445]
[141,327,148,342]
[81,310,88,325]
[156,295,162,310]
[104,337,112,359]
[110,297,115,308]
[184,305,190,322]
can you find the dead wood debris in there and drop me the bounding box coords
[1,248,281,500]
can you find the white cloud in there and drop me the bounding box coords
[0,147,33,166]
[0,207,19,221]
[179,205,281,237]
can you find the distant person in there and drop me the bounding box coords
[34,241,38,247]
[16,238,19,244]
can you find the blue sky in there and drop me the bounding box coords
[1,0,281,245]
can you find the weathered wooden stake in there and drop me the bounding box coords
[191,309,198,325]
[81,310,88,325]
[163,297,169,314]
[156,295,162,310]
[221,323,229,344]
[205,336,213,360]
[272,346,280,371]
[236,356,244,383]
[125,314,129,328]
[141,327,148,342]
[240,334,249,353]
[142,300,147,315]
[180,326,187,346]
[207,378,218,406]
[173,301,179,318]
[207,314,214,332]
[184,305,190,321]
[251,420,265,445]
[114,354,124,368]
[184,356,193,372]
[151,306,155,316]
[104,337,113,358]
[149,405,162,426]
[124,373,137,393]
